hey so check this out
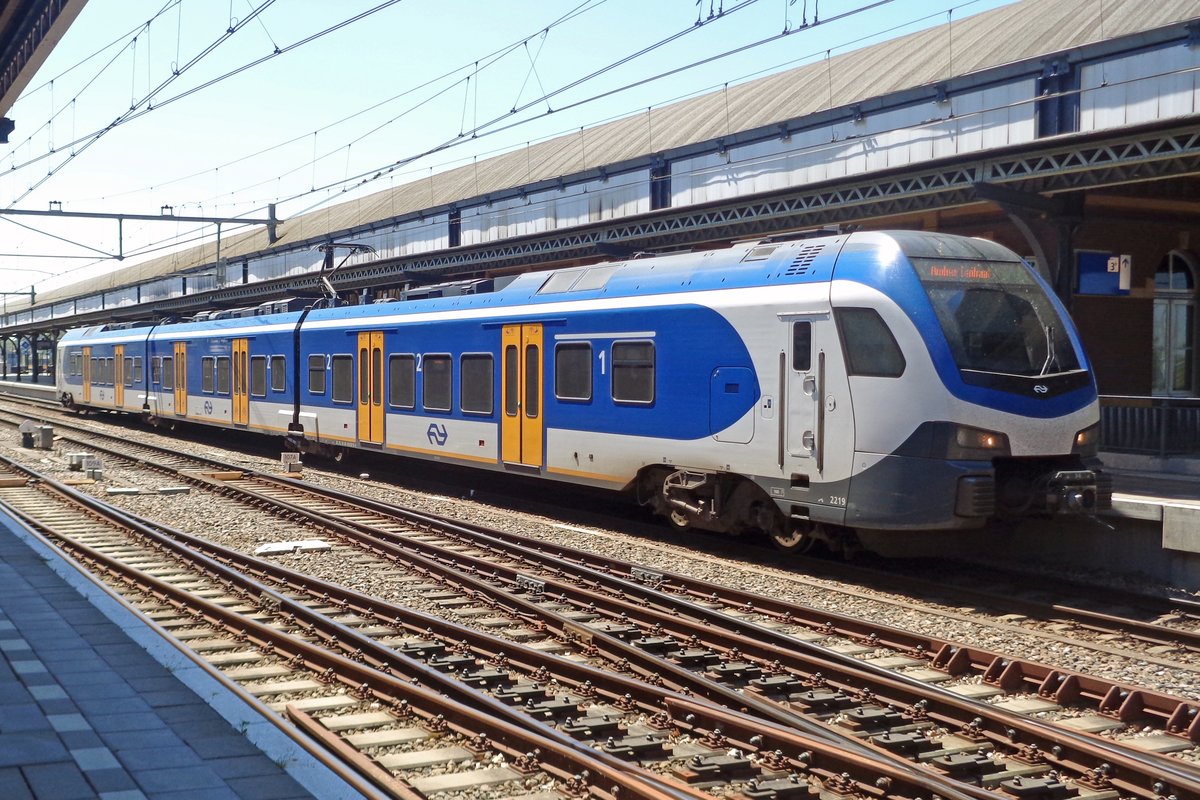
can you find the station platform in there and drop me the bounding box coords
[0,509,372,799]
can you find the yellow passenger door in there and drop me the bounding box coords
[357,331,385,445]
[232,339,250,426]
[114,346,125,407]
[173,342,188,416]
[501,323,543,467]
[81,347,91,403]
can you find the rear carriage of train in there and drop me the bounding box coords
[57,325,152,413]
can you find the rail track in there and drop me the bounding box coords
[0,455,1011,800]
[0,405,1198,798]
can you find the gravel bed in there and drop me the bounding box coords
[3,408,1199,708]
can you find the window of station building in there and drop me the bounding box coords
[423,354,452,412]
[835,308,906,378]
[389,355,416,409]
[612,341,655,404]
[132,357,143,384]
[270,356,286,392]
[555,343,592,401]
[151,357,161,384]
[308,355,326,395]
[250,356,267,397]
[331,355,353,403]
[202,357,215,393]
[792,322,812,372]
[460,354,493,415]
[216,356,232,394]
[162,357,174,390]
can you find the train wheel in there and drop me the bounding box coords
[329,446,348,463]
[770,521,821,555]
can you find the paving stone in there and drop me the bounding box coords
[83,767,140,794]
[0,731,68,767]
[0,702,55,733]
[21,761,95,800]
[29,684,68,701]
[0,766,33,800]
[117,745,204,771]
[225,774,308,800]
[46,713,92,733]
[71,747,121,772]
[131,765,225,794]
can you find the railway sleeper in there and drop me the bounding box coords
[671,752,758,784]
[740,774,811,799]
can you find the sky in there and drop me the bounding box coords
[1,0,1017,301]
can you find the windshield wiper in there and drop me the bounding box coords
[1040,324,1057,376]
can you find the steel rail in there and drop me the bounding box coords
[188,469,1200,800]
[0,457,987,800]
[0,467,700,800]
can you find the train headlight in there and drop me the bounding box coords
[1072,423,1100,457]
[950,425,1010,459]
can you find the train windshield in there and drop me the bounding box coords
[911,258,1080,377]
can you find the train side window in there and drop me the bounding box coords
[836,308,906,378]
[151,357,161,385]
[389,355,416,409]
[216,356,232,394]
[162,357,174,390]
[308,355,326,395]
[105,358,114,385]
[250,356,267,397]
[423,354,452,412]
[555,343,592,401]
[89,358,97,383]
[331,355,353,403]
[123,357,133,386]
[202,357,215,393]
[792,322,812,372]
[270,356,286,392]
[504,346,518,416]
[132,357,143,383]
[460,354,493,415]
[612,341,655,404]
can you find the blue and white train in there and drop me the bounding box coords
[55,230,1110,552]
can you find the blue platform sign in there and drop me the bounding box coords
[1077,251,1130,296]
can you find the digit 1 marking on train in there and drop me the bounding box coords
[598,350,606,375]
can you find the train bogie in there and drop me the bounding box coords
[56,230,1110,550]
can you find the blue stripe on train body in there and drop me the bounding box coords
[297,304,757,439]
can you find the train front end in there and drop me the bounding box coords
[834,231,1110,530]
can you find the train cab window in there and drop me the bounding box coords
[132,357,143,383]
[162,357,173,390]
[423,355,452,412]
[270,356,286,392]
[216,356,231,394]
[460,354,493,415]
[555,343,592,401]
[250,356,267,397]
[308,355,326,395]
[151,357,161,385]
[792,322,812,372]
[202,357,215,393]
[612,341,655,404]
[836,308,906,378]
[331,355,353,403]
[389,355,416,409]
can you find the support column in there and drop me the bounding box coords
[31,333,40,384]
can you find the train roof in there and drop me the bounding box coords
[55,230,1028,344]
